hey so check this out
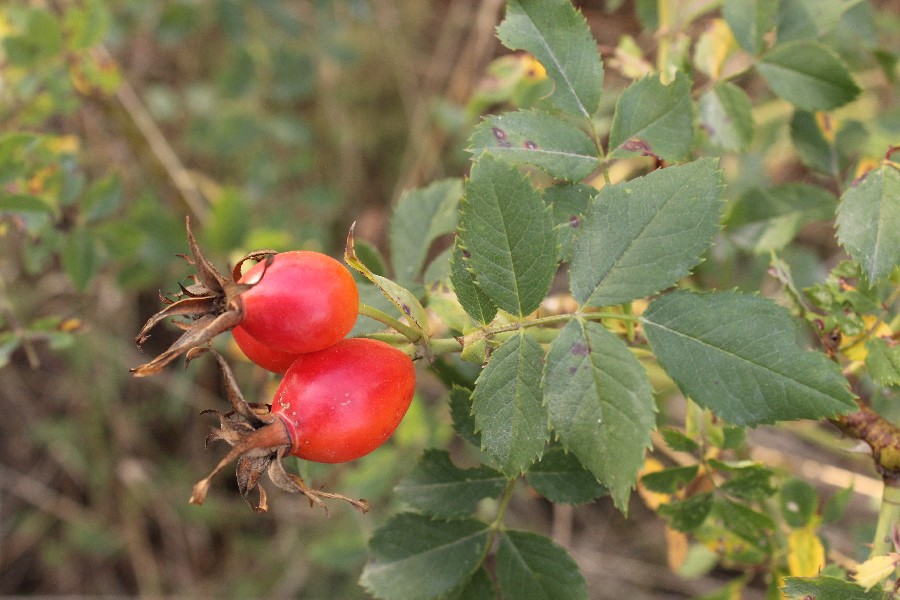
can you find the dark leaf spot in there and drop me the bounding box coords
[492,127,507,140]
[523,140,538,150]
[571,342,589,356]
[568,215,580,228]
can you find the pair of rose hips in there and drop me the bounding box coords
[229,251,416,464]
[134,222,417,511]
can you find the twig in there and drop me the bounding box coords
[92,46,210,224]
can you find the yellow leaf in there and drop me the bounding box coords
[520,53,547,81]
[843,315,893,362]
[855,157,881,180]
[665,526,689,572]
[853,553,900,590]
[815,112,840,143]
[694,19,737,79]
[787,527,825,577]
[638,457,670,510]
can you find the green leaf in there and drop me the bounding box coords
[526,446,608,505]
[359,513,491,600]
[726,183,837,253]
[449,238,498,325]
[756,40,860,111]
[790,110,834,173]
[822,484,854,523]
[723,0,779,55]
[660,428,700,453]
[449,385,482,447]
[0,194,57,216]
[459,154,557,317]
[716,463,775,502]
[496,0,603,118]
[62,229,101,290]
[390,179,461,288]
[712,499,775,546]
[782,576,883,599]
[346,230,430,339]
[608,72,694,162]
[779,478,819,528]
[446,568,497,600]
[395,450,507,519]
[0,338,17,369]
[468,111,599,182]
[776,0,864,42]
[545,183,594,262]
[65,0,111,49]
[865,338,900,386]
[570,159,724,307]
[699,82,754,152]
[543,319,655,510]
[472,332,549,475]
[640,465,700,495]
[81,171,124,223]
[659,493,714,532]
[203,188,251,253]
[496,530,588,600]
[836,165,900,283]
[4,9,63,65]
[641,290,856,426]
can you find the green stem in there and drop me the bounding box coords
[357,303,423,343]
[484,311,639,337]
[492,478,518,530]
[873,478,900,556]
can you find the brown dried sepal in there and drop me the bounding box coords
[188,350,369,515]
[130,216,277,377]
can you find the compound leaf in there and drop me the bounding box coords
[641,290,856,426]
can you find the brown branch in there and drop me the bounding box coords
[832,404,900,479]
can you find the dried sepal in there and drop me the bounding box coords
[131,310,243,377]
[236,455,273,513]
[268,448,370,515]
[189,420,292,506]
[131,217,277,377]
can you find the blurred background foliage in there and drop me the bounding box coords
[1,0,899,598]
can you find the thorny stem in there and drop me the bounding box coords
[832,404,900,556]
